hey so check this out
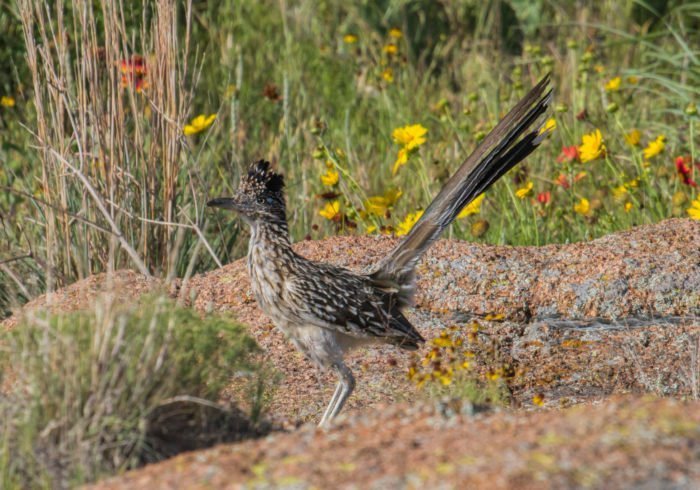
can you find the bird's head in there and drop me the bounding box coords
[207,160,286,224]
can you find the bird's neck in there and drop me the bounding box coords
[248,216,292,256]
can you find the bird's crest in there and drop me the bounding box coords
[239,160,285,197]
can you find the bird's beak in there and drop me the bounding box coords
[207,197,240,211]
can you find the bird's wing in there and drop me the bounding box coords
[285,262,423,344]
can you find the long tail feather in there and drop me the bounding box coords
[371,74,553,304]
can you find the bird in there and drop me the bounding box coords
[208,74,552,426]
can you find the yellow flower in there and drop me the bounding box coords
[688,197,700,220]
[539,117,556,135]
[612,185,628,202]
[643,135,666,160]
[382,67,394,83]
[383,43,398,55]
[624,202,633,213]
[625,129,641,146]
[532,394,545,407]
[574,198,591,216]
[320,168,339,186]
[0,96,15,107]
[343,34,358,44]
[392,147,409,175]
[605,76,621,92]
[319,200,340,220]
[515,181,533,199]
[389,28,402,39]
[396,210,424,236]
[365,189,402,216]
[578,129,606,163]
[457,193,485,218]
[392,124,428,150]
[184,113,216,135]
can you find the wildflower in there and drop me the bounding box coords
[594,64,605,74]
[532,394,545,407]
[540,117,556,135]
[688,197,700,220]
[382,67,394,83]
[675,156,698,187]
[686,103,698,116]
[557,145,579,163]
[574,197,591,216]
[320,168,339,186]
[389,28,402,39]
[383,44,398,55]
[604,76,621,92]
[396,210,424,236]
[457,193,485,218]
[612,185,628,201]
[574,171,587,183]
[578,129,605,163]
[364,189,402,216]
[119,55,148,92]
[537,191,551,204]
[643,135,666,160]
[319,200,340,220]
[0,96,15,107]
[392,124,428,150]
[183,114,216,135]
[625,129,641,146]
[471,219,489,237]
[515,181,533,199]
[262,83,282,102]
[624,202,633,213]
[392,124,428,175]
[556,173,570,189]
[343,34,358,44]
[392,147,409,175]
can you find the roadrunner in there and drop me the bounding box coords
[208,75,552,426]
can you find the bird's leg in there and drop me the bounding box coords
[327,362,355,422]
[318,380,343,427]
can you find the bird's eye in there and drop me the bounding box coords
[256,196,265,204]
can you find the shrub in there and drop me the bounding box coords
[0,295,269,488]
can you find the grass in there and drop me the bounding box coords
[0,295,270,488]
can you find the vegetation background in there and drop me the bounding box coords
[1,0,698,316]
[0,0,698,487]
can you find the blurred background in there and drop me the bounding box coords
[1,0,698,314]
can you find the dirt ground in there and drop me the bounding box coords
[4,218,700,489]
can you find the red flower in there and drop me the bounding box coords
[555,173,570,189]
[557,145,579,163]
[537,191,551,204]
[120,55,146,75]
[119,55,148,93]
[675,156,698,187]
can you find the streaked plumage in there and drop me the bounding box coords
[208,75,553,425]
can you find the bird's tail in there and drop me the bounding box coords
[370,74,553,305]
